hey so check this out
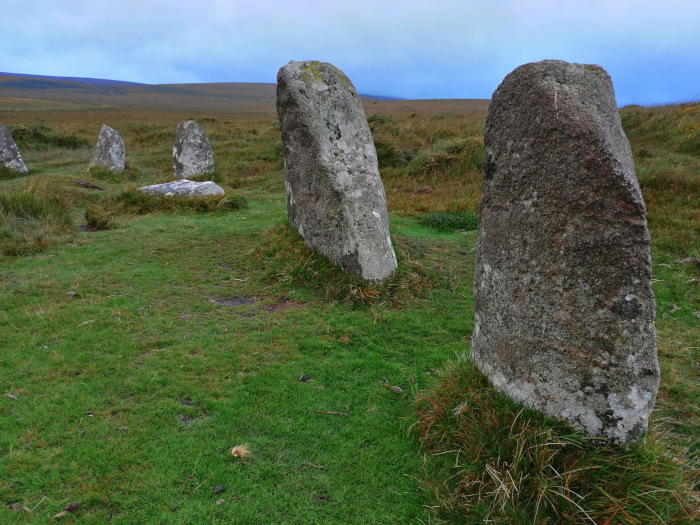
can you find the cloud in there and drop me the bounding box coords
[1,0,698,104]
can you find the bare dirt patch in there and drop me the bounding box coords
[208,296,257,307]
[266,299,305,313]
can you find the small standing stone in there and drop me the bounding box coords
[172,120,214,179]
[276,60,397,281]
[90,124,125,172]
[471,60,659,444]
[0,124,28,173]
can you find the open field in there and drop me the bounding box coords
[0,73,490,117]
[0,84,698,523]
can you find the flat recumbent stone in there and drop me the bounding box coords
[276,60,397,282]
[137,179,224,198]
[471,60,660,445]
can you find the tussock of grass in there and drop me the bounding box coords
[419,210,479,232]
[255,224,434,307]
[127,124,171,147]
[0,165,30,181]
[370,113,486,214]
[406,137,483,175]
[84,206,115,231]
[0,192,73,255]
[9,124,89,150]
[87,163,142,182]
[414,357,700,525]
[113,187,247,214]
[368,114,419,168]
[621,103,699,156]
[620,103,700,256]
[187,171,225,185]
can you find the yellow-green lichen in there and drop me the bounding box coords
[301,61,324,84]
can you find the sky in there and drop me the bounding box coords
[2,0,699,106]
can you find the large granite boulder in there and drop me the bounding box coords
[0,124,28,173]
[137,179,224,197]
[90,124,125,172]
[471,60,659,444]
[276,60,397,282]
[172,120,214,179]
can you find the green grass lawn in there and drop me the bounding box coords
[1,195,475,523]
[1,103,698,523]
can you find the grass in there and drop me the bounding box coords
[0,99,698,523]
[113,187,248,214]
[87,164,142,182]
[0,192,73,255]
[414,356,699,524]
[0,165,30,182]
[83,206,116,231]
[9,124,90,150]
[418,210,479,232]
[255,224,435,307]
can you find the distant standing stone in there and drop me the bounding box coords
[90,124,125,172]
[276,60,397,281]
[172,120,214,179]
[0,124,28,173]
[471,60,659,444]
[137,179,224,198]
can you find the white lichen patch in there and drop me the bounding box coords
[606,386,654,442]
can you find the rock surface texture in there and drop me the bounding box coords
[471,60,659,444]
[0,124,28,173]
[172,120,214,179]
[90,124,125,172]
[137,179,224,198]
[276,60,397,281]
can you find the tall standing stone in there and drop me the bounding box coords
[90,124,125,172]
[172,120,214,179]
[471,60,659,444]
[0,124,28,173]
[276,60,397,281]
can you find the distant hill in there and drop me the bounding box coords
[0,71,146,87]
[0,72,489,117]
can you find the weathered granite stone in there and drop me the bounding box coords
[471,60,659,444]
[0,124,28,173]
[276,60,397,281]
[137,179,224,197]
[172,120,214,179]
[90,124,125,172]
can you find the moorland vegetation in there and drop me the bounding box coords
[0,98,698,523]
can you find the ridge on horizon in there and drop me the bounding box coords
[0,71,405,100]
[0,71,147,87]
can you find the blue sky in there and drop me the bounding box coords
[2,0,699,106]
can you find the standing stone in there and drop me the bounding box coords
[276,60,397,281]
[471,60,659,444]
[90,124,125,172]
[172,120,214,179]
[0,124,28,173]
